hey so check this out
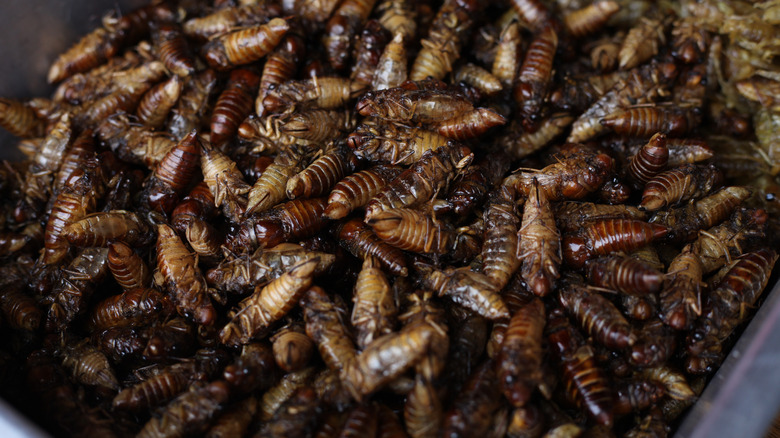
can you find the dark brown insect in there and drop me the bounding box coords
[693,208,768,275]
[324,165,403,220]
[46,247,110,330]
[255,32,306,116]
[640,163,724,211]
[136,75,183,129]
[417,265,510,320]
[497,298,546,407]
[281,109,355,143]
[223,343,277,394]
[601,107,690,138]
[442,361,503,438]
[350,20,392,86]
[586,255,663,296]
[89,287,172,331]
[152,22,196,78]
[348,121,451,166]
[514,25,558,125]
[142,131,202,215]
[47,26,124,84]
[64,210,153,248]
[335,218,407,276]
[82,61,167,125]
[563,219,668,268]
[263,77,367,113]
[323,0,380,71]
[435,108,507,140]
[640,366,696,401]
[206,396,257,438]
[210,68,261,150]
[61,340,119,391]
[627,133,668,189]
[202,18,290,70]
[554,201,646,233]
[170,69,219,139]
[257,386,321,438]
[356,86,474,124]
[630,319,677,367]
[613,379,665,416]
[137,381,230,438]
[200,140,251,222]
[0,281,42,332]
[564,1,620,37]
[272,323,315,372]
[559,282,636,349]
[287,143,359,199]
[183,2,284,40]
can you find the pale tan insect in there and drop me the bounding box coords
[518,178,561,297]
[352,256,396,349]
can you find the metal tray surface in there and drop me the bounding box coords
[1,2,779,437]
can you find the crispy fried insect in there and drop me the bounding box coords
[492,21,522,87]
[183,2,284,40]
[564,1,620,37]
[256,33,306,117]
[206,396,257,438]
[230,198,329,251]
[373,32,407,91]
[613,379,665,416]
[365,143,473,218]
[220,258,318,346]
[246,146,308,215]
[264,77,367,113]
[89,288,172,332]
[630,318,676,367]
[563,219,668,268]
[223,343,277,395]
[481,187,521,289]
[601,107,689,138]
[257,386,321,438]
[693,208,768,275]
[272,323,315,372]
[368,208,455,254]
[142,317,198,361]
[619,17,665,70]
[61,340,119,391]
[183,218,223,264]
[203,18,290,70]
[410,1,476,81]
[348,121,451,166]
[376,0,416,42]
[335,219,407,276]
[686,249,778,374]
[112,364,192,412]
[627,133,668,189]
[323,0,379,71]
[210,68,261,149]
[417,265,509,320]
[47,26,123,84]
[24,113,72,204]
[64,210,153,248]
[547,308,614,426]
[46,247,110,330]
[442,155,511,217]
[351,256,396,349]
[108,241,151,291]
[559,282,636,349]
[96,114,176,168]
[500,113,575,160]
[640,366,696,400]
[736,77,780,112]
[0,98,45,138]
[519,178,562,296]
[399,289,449,382]
[640,164,723,211]
[344,323,437,400]
[153,23,196,78]
[281,110,355,143]
[442,361,503,438]
[54,128,95,191]
[350,20,392,86]
[455,64,503,97]
[136,75,183,129]
[137,381,230,438]
[0,282,41,332]
[506,146,614,201]
[435,108,506,140]
[143,132,202,214]
[302,286,358,373]
[356,86,474,124]
[497,298,545,407]
[404,375,442,438]
[287,143,359,199]
[514,25,558,125]
[170,70,219,139]
[554,201,646,233]
[200,141,251,222]
[324,165,402,220]
[82,61,167,125]
[96,326,145,363]
[586,255,663,296]
[156,224,216,326]
[508,0,552,32]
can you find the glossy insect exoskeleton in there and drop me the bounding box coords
[398,288,449,383]
[350,19,392,87]
[142,317,197,361]
[63,210,153,248]
[564,1,620,37]
[563,219,668,269]
[506,405,545,438]
[47,26,124,84]
[210,68,261,150]
[514,25,558,126]
[640,163,724,211]
[302,286,358,373]
[404,375,442,438]
[200,141,251,222]
[263,77,368,113]
[619,17,665,70]
[169,69,219,139]
[137,381,230,438]
[454,64,502,97]
[202,18,290,70]
[96,114,176,168]
[246,146,308,215]
[435,108,507,141]
[53,128,95,192]
[440,154,510,218]
[136,75,183,130]
[107,241,151,291]
[497,298,545,407]
[348,120,450,166]
[442,361,503,438]
[156,224,216,326]
[480,186,520,290]
[417,265,509,320]
[518,178,562,296]
[630,318,677,367]
[627,133,668,189]
[82,61,167,125]
[640,366,696,401]
[287,142,359,199]
[554,202,646,233]
[281,109,355,144]
[257,386,321,437]
[559,282,636,349]
[334,218,407,276]
[501,113,573,160]
[183,2,284,40]
[271,323,315,372]
[365,143,473,218]
[220,258,318,346]
[492,20,521,87]
[356,86,475,124]
[410,0,477,81]
[96,326,145,363]
[601,107,690,138]
[0,98,45,138]
[61,339,119,391]
[152,22,196,78]
[686,249,778,374]
[376,0,416,42]
[372,32,407,91]
[142,132,202,215]
[613,379,665,417]
[324,165,402,220]
[89,287,172,332]
[508,0,552,32]
[229,197,329,251]
[547,308,614,426]
[586,255,663,296]
[0,280,42,332]
[351,256,396,349]
[322,0,379,71]
[223,343,277,394]
[369,208,455,255]
[693,208,768,275]
[205,396,257,438]
[256,32,306,116]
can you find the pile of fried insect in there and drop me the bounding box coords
[0,0,778,436]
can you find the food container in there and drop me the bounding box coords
[0,1,778,437]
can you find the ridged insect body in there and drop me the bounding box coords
[351,256,397,349]
[287,143,359,199]
[373,32,408,91]
[200,141,251,222]
[257,386,321,437]
[454,63,502,97]
[349,121,451,166]
[563,219,668,268]
[281,109,355,143]
[264,77,367,113]
[492,21,522,87]
[143,132,202,214]
[640,164,724,211]
[518,178,561,297]
[417,266,509,320]
[613,379,665,416]
[630,318,677,367]
[271,324,315,373]
[61,340,119,391]
[481,187,521,290]
[170,69,219,139]
[554,201,647,233]
[136,75,183,129]
[46,247,111,330]
[627,133,668,189]
[497,298,545,407]
[303,286,358,373]
[335,218,407,276]
[514,26,558,124]
[356,87,474,124]
[183,3,284,40]
[82,61,167,125]
[640,366,696,401]
[256,33,306,116]
[107,241,151,291]
[229,198,328,251]
[64,210,153,248]
[246,147,308,215]
[0,98,45,138]
[156,224,216,326]
[89,288,172,331]
[619,18,665,70]
[586,255,663,297]
[203,18,290,70]
[220,258,318,346]
[435,108,507,140]
[137,381,230,438]
[601,107,689,138]
[410,2,474,81]
[47,26,123,84]
[210,68,261,150]
[324,165,402,220]
[0,284,42,332]
[564,1,620,37]
[152,23,196,78]
[508,0,551,32]
[693,208,768,275]
[350,19,392,87]
[404,375,442,438]
[442,361,503,438]
[500,113,575,160]
[368,208,455,255]
[559,283,637,349]
[54,128,96,191]
[323,0,379,71]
